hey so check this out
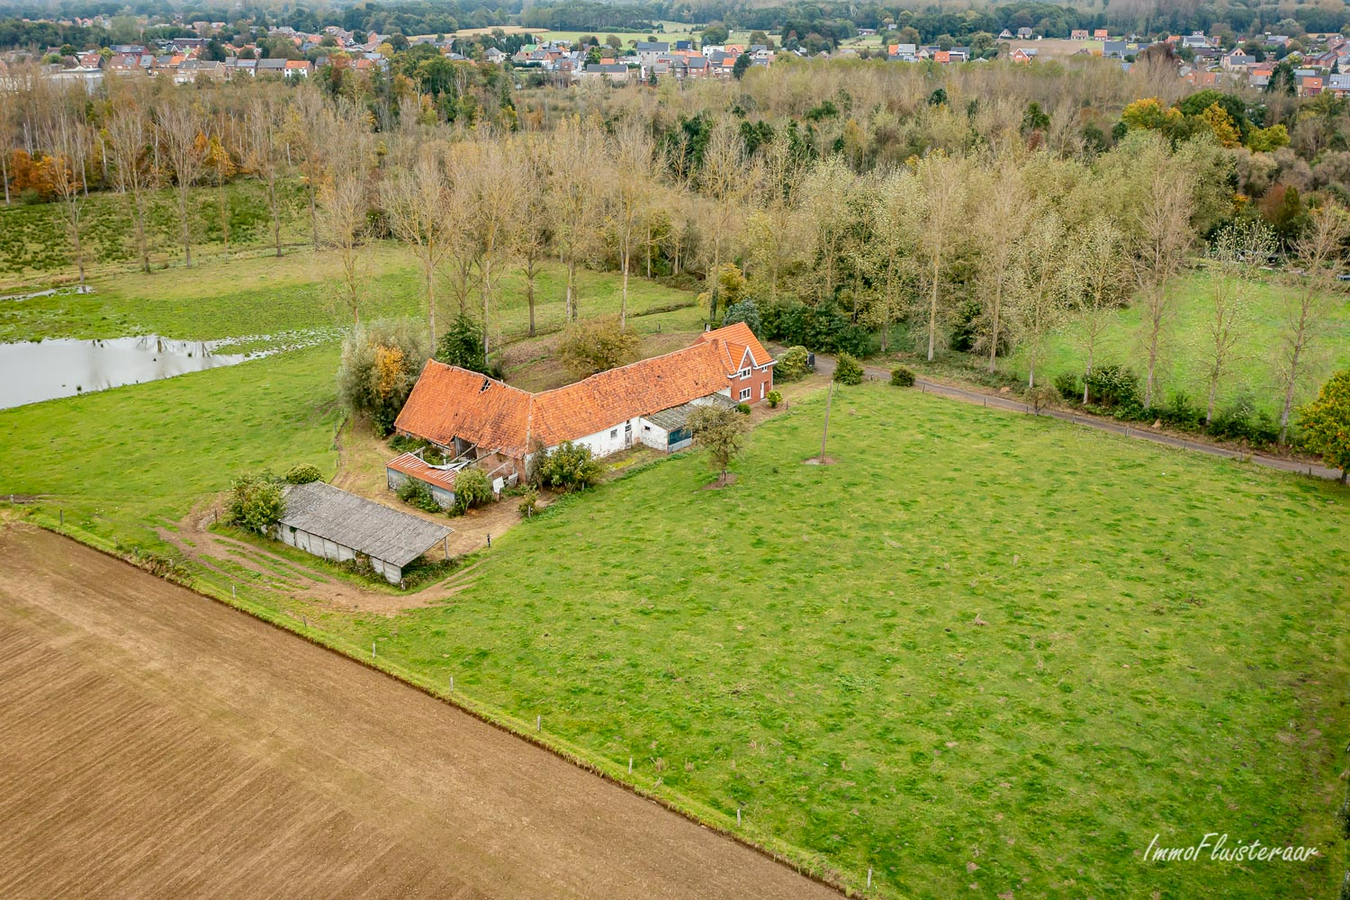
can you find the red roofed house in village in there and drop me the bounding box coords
[389,323,774,502]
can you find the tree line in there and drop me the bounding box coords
[1,57,1346,451]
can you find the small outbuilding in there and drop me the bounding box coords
[385,451,462,510]
[638,395,738,453]
[276,481,453,584]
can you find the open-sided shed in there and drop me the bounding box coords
[276,482,453,584]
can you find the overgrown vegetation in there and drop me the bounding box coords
[337,318,429,435]
[538,440,604,491]
[225,471,286,534]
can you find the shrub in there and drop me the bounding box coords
[1053,372,1081,402]
[1298,369,1350,481]
[1084,365,1141,408]
[721,299,762,336]
[397,477,442,513]
[834,352,864,385]
[284,463,324,485]
[225,472,285,535]
[337,318,430,436]
[1160,391,1203,430]
[1209,392,1279,445]
[766,389,783,408]
[735,402,751,415]
[557,317,640,379]
[539,441,603,492]
[776,345,810,382]
[516,485,539,517]
[1025,385,1059,413]
[761,300,870,357]
[890,366,916,387]
[452,468,493,513]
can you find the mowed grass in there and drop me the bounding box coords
[1008,268,1350,416]
[321,384,1350,898]
[0,241,701,345]
[0,346,342,545]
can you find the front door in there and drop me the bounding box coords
[624,422,632,448]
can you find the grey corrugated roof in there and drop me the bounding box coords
[279,482,452,568]
[645,394,736,431]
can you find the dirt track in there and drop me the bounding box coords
[0,526,841,900]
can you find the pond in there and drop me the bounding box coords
[0,336,253,410]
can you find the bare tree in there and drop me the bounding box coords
[548,117,602,322]
[243,96,287,258]
[915,153,966,361]
[744,134,804,304]
[696,119,747,320]
[158,99,207,267]
[44,109,92,284]
[104,105,158,274]
[798,156,855,308]
[286,86,329,251]
[1066,216,1130,404]
[974,153,1025,373]
[318,168,369,326]
[1131,164,1195,408]
[516,138,552,337]
[382,145,453,347]
[0,88,14,205]
[1275,203,1349,442]
[1200,221,1274,424]
[606,117,656,328]
[1008,212,1068,389]
[461,138,522,359]
[203,113,237,258]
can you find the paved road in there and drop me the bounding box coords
[800,349,1345,482]
[0,526,842,900]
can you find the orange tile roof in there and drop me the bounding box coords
[396,328,775,456]
[696,321,774,367]
[394,363,535,456]
[386,451,459,491]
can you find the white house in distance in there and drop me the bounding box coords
[390,323,775,497]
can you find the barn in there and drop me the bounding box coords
[275,482,453,585]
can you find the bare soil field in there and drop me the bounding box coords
[0,526,840,900]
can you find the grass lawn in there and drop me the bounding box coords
[315,383,1348,898]
[0,241,702,347]
[1007,267,1350,417]
[0,345,342,547]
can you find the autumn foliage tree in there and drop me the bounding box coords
[337,319,429,435]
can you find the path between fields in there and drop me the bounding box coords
[800,349,1345,482]
[0,526,842,900]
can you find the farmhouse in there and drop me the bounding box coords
[394,323,774,475]
[275,481,453,584]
